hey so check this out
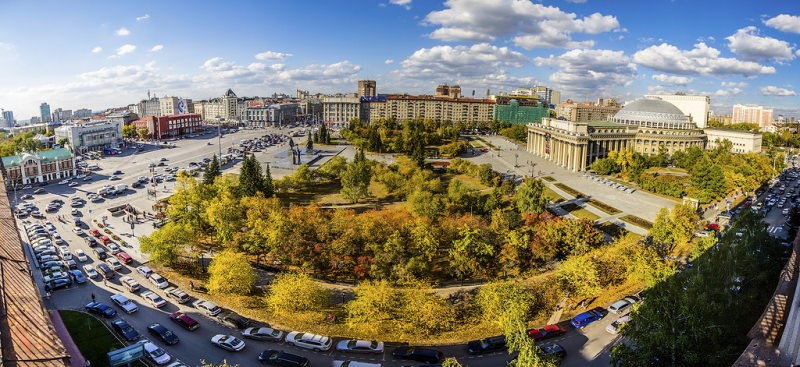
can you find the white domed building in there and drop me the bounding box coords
[525,96,743,172]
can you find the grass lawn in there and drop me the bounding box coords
[560,202,600,221]
[586,199,622,215]
[451,174,491,192]
[543,185,566,203]
[59,310,145,367]
[554,183,585,198]
[541,176,557,182]
[619,214,654,230]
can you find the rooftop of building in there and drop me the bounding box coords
[1,148,73,167]
[620,97,684,115]
[0,168,70,367]
[382,94,495,103]
[587,120,625,127]
[704,127,761,135]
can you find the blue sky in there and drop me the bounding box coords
[1,0,799,120]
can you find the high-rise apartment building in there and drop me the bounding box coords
[3,110,14,126]
[323,96,361,123]
[358,80,377,98]
[40,102,52,123]
[73,108,93,119]
[533,86,561,108]
[732,104,773,127]
[644,93,710,128]
[435,84,462,99]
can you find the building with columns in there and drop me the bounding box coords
[527,97,707,172]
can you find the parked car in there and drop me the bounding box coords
[136,265,153,278]
[467,335,506,355]
[219,311,252,330]
[335,339,385,354]
[96,263,115,279]
[258,349,309,367]
[141,291,168,308]
[242,327,283,342]
[150,273,169,289]
[570,307,607,330]
[606,315,632,334]
[83,264,99,279]
[119,276,141,292]
[85,301,118,318]
[165,287,190,304]
[139,339,172,365]
[285,331,332,352]
[116,251,133,265]
[192,299,222,316]
[106,257,123,271]
[111,318,140,341]
[331,362,381,367]
[69,269,88,284]
[608,299,632,315]
[45,278,72,292]
[210,334,245,352]
[541,343,567,358]
[148,323,179,345]
[110,294,139,314]
[391,347,443,364]
[169,311,200,331]
[74,249,88,262]
[527,324,567,341]
[92,247,107,260]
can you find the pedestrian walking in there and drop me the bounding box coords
[189,281,194,291]
[91,293,95,301]
[103,279,107,286]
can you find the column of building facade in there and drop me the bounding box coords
[579,145,586,171]
[562,140,568,168]
[554,138,560,166]
[567,142,574,171]
[536,132,543,157]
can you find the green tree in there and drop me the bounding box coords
[203,154,221,185]
[345,280,398,335]
[205,187,243,245]
[199,360,239,367]
[239,154,266,197]
[262,163,274,197]
[515,178,549,215]
[557,255,601,298]
[317,156,347,180]
[649,207,674,254]
[340,149,372,203]
[590,157,621,175]
[449,226,495,280]
[56,137,68,147]
[441,358,464,367]
[397,280,455,335]
[690,155,726,201]
[265,272,329,316]
[207,250,256,295]
[140,222,196,266]
[407,189,445,219]
[122,125,136,140]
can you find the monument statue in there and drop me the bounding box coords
[306,132,314,153]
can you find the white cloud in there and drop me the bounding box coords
[535,48,636,92]
[255,51,293,61]
[632,42,776,76]
[198,57,361,87]
[761,86,797,96]
[136,14,150,21]
[91,46,103,54]
[384,59,394,65]
[396,43,527,80]
[652,74,693,85]
[721,81,748,88]
[110,44,136,58]
[201,57,235,73]
[424,0,619,50]
[565,0,587,3]
[764,14,800,34]
[714,88,743,96]
[115,27,130,36]
[149,44,164,52]
[726,26,794,61]
[389,0,412,10]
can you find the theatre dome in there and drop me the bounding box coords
[611,97,695,129]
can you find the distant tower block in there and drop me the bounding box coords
[358,80,376,98]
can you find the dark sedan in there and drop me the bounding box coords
[147,323,179,345]
[111,319,140,341]
[85,301,118,318]
[169,312,200,331]
[467,335,506,355]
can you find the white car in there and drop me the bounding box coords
[110,293,139,314]
[120,276,141,292]
[606,315,632,334]
[72,227,84,236]
[74,249,88,262]
[285,331,333,351]
[149,273,169,289]
[109,175,121,181]
[140,340,172,365]
[192,299,222,316]
[68,181,79,187]
[210,334,246,352]
[106,257,123,271]
[43,272,69,283]
[141,291,168,308]
[332,361,382,367]
[136,266,153,278]
[335,339,385,354]
[59,180,69,185]
[83,264,99,279]
[108,243,121,255]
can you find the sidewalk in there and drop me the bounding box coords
[50,310,88,367]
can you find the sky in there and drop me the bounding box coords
[1,0,800,120]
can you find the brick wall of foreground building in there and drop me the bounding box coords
[361,94,494,125]
[132,114,203,139]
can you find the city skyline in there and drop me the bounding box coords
[1,0,799,118]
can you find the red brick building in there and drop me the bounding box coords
[132,113,203,139]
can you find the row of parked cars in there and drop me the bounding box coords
[25,222,87,291]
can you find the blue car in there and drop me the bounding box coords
[69,270,87,284]
[570,307,607,329]
[85,301,118,318]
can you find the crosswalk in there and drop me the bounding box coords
[768,226,783,235]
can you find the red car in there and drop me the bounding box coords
[89,229,101,238]
[100,235,111,245]
[116,251,133,265]
[528,324,567,341]
[169,311,200,331]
